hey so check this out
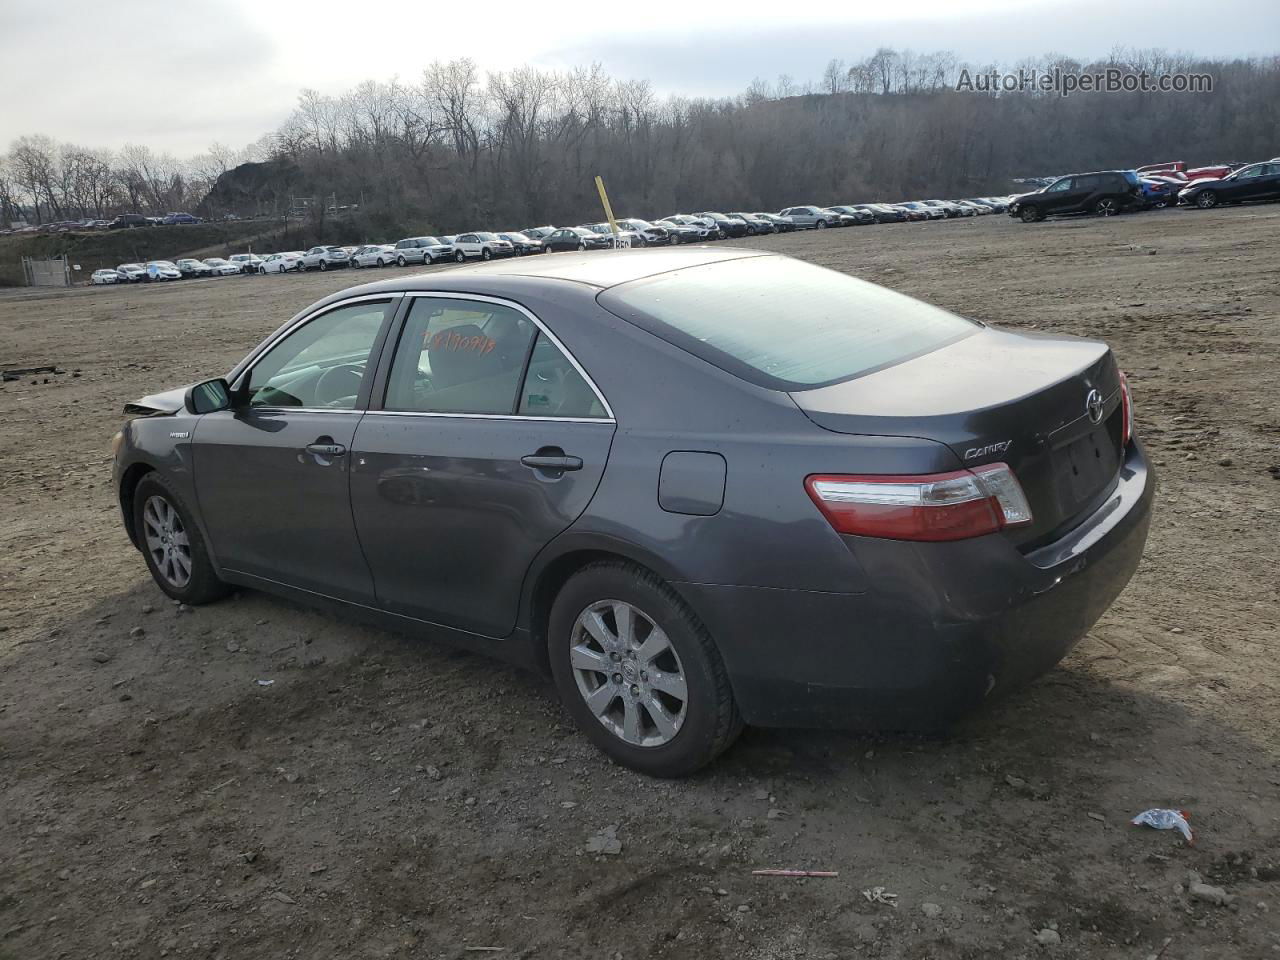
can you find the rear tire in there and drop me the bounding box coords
[1094,197,1118,216]
[132,474,229,606]
[548,561,743,778]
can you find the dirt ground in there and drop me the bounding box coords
[2,208,1278,960]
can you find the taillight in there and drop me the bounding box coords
[1119,370,1133,447]
[805,464,1033,543]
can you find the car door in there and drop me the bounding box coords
[192,296,398,603]
[350,293,616,637]
[1039,177,1075,214]
[1256,163,1280,201]
[1227,164,1265,202]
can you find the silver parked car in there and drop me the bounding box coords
[452,232,515,262]
[299,246,351,271]
[778,206,836,229]
[350,244,396,268]
[392,236,453,267]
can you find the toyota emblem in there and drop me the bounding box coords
[1085,388,1104,424]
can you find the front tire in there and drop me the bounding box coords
[319,259,328,271]
[132,474,228,605]
[548,561,743,778]
[454,251,466,263]
[815,219,827,230]
[481,247,492,261]
[1196,191,1218,209]
[1019,205,1043,223]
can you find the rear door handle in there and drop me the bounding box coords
[520,454,582,471]
[306,442,347,457]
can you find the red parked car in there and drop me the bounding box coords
[1136,161,1185,174]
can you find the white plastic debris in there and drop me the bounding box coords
[1131,808,1194,845]
[862,886,898,906]
[256,679,275,687]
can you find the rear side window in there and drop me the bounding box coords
[598,255,978,391]
[518,334,607,419]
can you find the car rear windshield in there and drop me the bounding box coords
[597,255,979,390]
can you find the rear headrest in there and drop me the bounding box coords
[427,324,502,388]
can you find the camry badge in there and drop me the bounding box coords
[1085,389,1104,425]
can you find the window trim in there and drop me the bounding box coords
[228,293,401,413]
[368,291,615,423]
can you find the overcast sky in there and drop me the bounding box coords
[4,0,1276,157]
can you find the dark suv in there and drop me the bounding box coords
[109,213,150,230]
[1010,171,1143,222]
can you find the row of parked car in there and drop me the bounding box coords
[1007,157,1280,222]
[88,198,1021,284]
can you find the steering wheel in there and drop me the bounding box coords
[314,363,364,406]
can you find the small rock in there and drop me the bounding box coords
[225,640,240,653]
[585,825,623,855]
[1170,627,1184,635]
[737,904,751,913]
[752,788,770,801]
[1087,812,1106,822]
[57,869,71,881]
[560,801,578,809]
[1218,457,1233,467]
[1035,928,1061,946]
[129,627,145,639]
[766,809,788,820]
[464,796,476,806]
[1189,882,1232,906]
[308,864,326,875]
[921,902,943,919]
[142,604,154,614]
[119,693,133,702]
[270,890,295,904]
[424,765,442,781]
[716,888,729,897]
[91,652,111,664]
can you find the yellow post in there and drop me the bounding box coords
[595,175,620,237]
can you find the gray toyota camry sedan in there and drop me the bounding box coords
[111,248,1154,776]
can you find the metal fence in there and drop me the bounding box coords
[22,257,71,287]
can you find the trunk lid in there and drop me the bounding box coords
[790,327,1124,548]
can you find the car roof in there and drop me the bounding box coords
[339,247,769,294]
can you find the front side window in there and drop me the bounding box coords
[600,255,978,391]
[1047,178,1073,192]
[245,300,390,409]
[384,298,536,415]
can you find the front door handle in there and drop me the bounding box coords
[306,442,347,458]
[520,453,582,471]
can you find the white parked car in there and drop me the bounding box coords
[257,252,303,274]
[145,261,183,281]
[451,232,514,262]
[202,258,242,277]
[298,246,350,271]
[116,263,147,282]
[350,244,396,268]
[91,268,119,284]
[228,253,264,273]
[392,236,454,266]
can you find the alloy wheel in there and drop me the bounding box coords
[1096,198,1117,216]
[570,599,688,748]
[142,495,192,589]
[1197,192,1218,209]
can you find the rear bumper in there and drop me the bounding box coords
[678,441,1155,730]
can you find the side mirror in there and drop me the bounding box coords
[185,377,232,415]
